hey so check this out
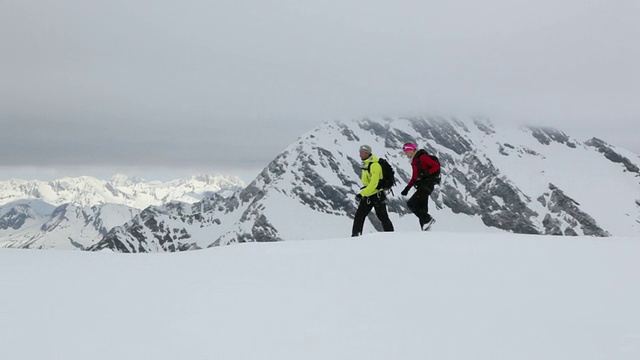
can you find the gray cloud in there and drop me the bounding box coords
[2,0,639,179]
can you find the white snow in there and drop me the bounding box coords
[2,231,639,360]
[0,174,245,209]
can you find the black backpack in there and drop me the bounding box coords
[367,158,396,190]
[416,150,441,185]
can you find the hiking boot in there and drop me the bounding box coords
[422,218,436,231]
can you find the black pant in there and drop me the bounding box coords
[407,185,433,229]
[351,194,394,237]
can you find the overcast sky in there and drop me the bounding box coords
[1,0,638,182]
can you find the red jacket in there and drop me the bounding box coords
[407,151,440,187]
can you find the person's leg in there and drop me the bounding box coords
[423,191,432,223]
[418,188,435,230]
[407,190,429,228]
[351,199,374,236]
[371,192,394,232]
[373,203,394,232]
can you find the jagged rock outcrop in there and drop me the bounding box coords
[537,184,609,237]
[0,205,34,230]
[585,138,640,174]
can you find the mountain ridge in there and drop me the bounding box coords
[0,174,245,249]
[2,116,639,251]
[89,116,640,252]
[0,174,245,209]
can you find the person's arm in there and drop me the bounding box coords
[407,160,419,188]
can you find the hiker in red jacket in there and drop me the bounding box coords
[400,142,441,231]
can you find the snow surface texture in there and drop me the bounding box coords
[1,232,639,359]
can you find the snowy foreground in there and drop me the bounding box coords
[2,231,640,360]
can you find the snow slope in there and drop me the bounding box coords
[2,231,639,360]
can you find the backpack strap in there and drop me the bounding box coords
[364,158,379,173]
[415,150,428,178]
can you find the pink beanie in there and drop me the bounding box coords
[402,142,417,152]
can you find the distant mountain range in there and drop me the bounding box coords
[0,175,243,249]
[2,117,639,252]
[0,174,244,208]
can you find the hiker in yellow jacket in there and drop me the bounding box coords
[351,145,395,237]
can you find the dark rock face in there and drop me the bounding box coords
[248,214,281,243]
[292,149,358,216]
[542,214,564,235]
[585,138,640,174]
[477,177,539,234]
[359,119,388,138]
[409,117,473,155]
[473,118,495,135]
[528,127,577,148]
[437,153,538,234]
[0,205,32,230]
[90,195,228,252]
[91,205,193,252]
[537,184,609,237]
[338,122,360,142]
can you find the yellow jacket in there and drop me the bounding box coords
[360,155,383,197]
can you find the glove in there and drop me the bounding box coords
[401,186,410,196]
[355,194,362,202]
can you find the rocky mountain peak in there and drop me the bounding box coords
[4,116,638,252]
[87,116,640,252]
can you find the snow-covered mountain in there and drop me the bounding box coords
[0,174,245,209]
[0,174,245,249]
[91,117,640,252]
[0,200,141,250]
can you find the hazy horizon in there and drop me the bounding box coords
[2,1,638,181]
